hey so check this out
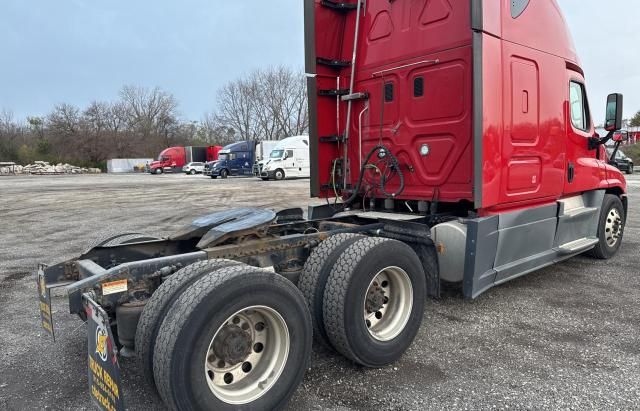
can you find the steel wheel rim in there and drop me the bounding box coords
[605,208,623,247]
[363,266,413,341]
[204,305,290,405]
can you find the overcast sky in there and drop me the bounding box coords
[0,0,637,125]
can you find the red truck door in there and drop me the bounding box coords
[496,42,566,207]
[563,72,603,195]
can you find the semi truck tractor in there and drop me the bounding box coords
[204,141,257,178]
[149,145,222,174]
[36,1,628,410]
[260,135,310,180]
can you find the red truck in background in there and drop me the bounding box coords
[149,146,222,174]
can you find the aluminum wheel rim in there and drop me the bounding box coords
[363,266,413,342]
[204,305,290,405]
[605,208,623,247]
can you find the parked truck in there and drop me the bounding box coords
[204,140,257,178]
[149,145,222,174]
[253,140,280,176]
[37,2,629,411]
[260,135,310,180]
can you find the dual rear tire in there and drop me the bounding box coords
[299,235,427,367]
[136,261,312,411]
[134,235,426,409]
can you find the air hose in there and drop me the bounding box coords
[343,144,405,206]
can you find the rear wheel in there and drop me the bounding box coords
[135,259,242,388]
[153,265,312,411]
[587,194,625,259]
[322,237,426,367]
[298,234,364,348]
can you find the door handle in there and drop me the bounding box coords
[567,162,575,183]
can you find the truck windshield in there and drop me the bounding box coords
[218,154,229,161]
[158,155,169,161]
[270,150,284,159]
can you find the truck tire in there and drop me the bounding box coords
[627,164,634,175]
[189,169,196,175]
[298,233,364,348]
[322,237,426,367]
[211,175,218,179]
[156,168,163,175]
[274,169,285,181]
[220,169,229,179]
[153,265,312,411]
[135,259,242,388]
[587,194,625,259]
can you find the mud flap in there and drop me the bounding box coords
[83,294,125,411]
[37,264,55,341]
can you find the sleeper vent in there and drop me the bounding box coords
[414,77,424,97]
[384,83,394,102]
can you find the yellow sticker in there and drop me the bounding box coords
[102,279,128,296]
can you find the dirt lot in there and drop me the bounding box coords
[0,173,638,410]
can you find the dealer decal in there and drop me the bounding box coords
[102,279,128,296]
[83,295,125,411]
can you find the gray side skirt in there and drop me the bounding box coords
[463,191,605,299]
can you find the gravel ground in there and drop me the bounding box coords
[0,173,638,410]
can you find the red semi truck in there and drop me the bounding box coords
[149,145,222,174]
[37,1,628,410]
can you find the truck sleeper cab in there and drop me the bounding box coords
[205,141,256,179]
[306,0,627,296]
[260,135,311,180]
[37,1,628,411]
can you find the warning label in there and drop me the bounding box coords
[102,279,128,296]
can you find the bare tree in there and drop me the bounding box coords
[257,67,309,138]
[215,79,258,140]
[82,101,110,162]
[119,85,179,151]
[48,103,81,159]
[212,67,308,141]
[106,102,131,156]
[0,109,20,160]
[198,112,238,146]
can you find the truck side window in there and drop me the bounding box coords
[569,81,589,131]
[286,150,294,158]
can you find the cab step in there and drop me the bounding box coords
[557,238,599,255]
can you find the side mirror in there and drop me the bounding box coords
[612,131,628,143]
[605,93,623,131]
[283,152,289,159]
